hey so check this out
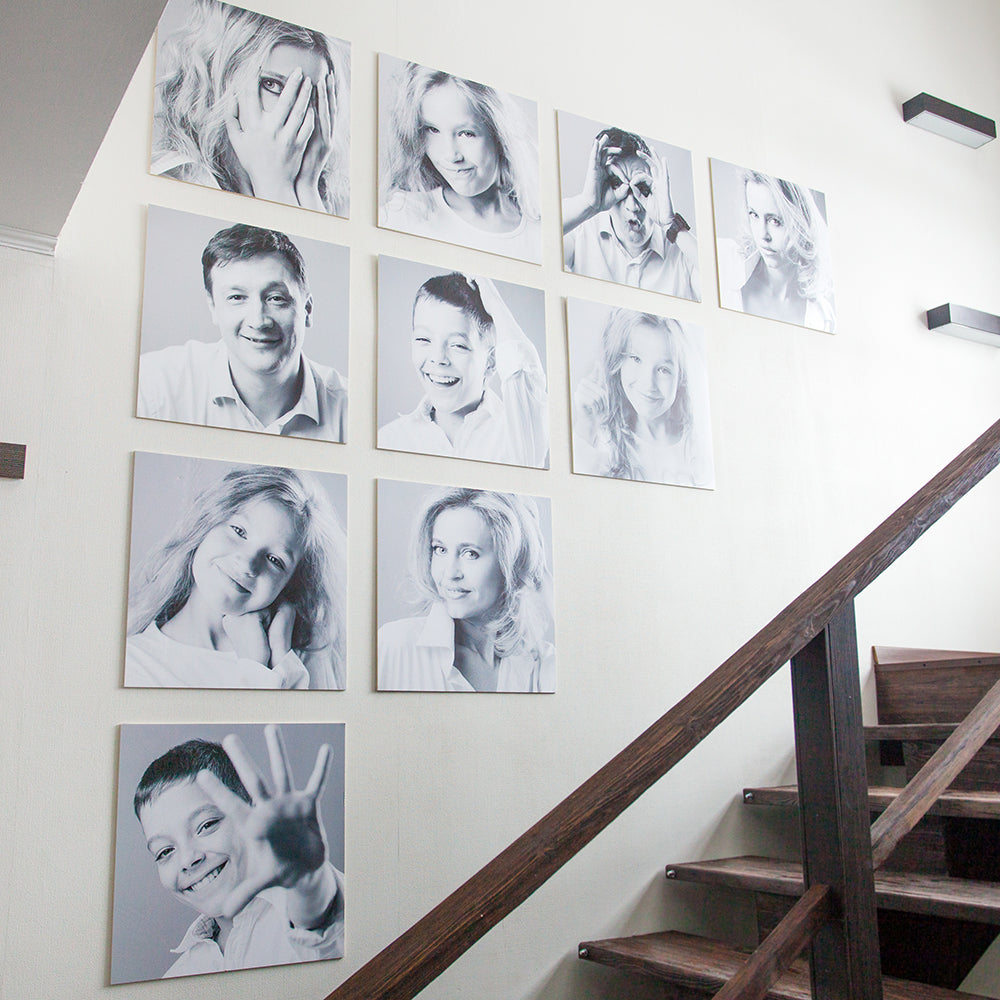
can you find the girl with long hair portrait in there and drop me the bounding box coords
[571,305,714,488]
[126,461,346,689]
[379,57,541,262]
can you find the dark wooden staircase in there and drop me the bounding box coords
[327,420,1000,1000]
[580,648,1000,998]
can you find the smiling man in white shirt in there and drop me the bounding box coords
[138,224,347,441]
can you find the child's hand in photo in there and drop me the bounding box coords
[197,725,335,925]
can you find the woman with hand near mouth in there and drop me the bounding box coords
[717,167,835,332]
[379,60,541,262]
[126,464,346,689]
[378,272,549,469]
[572,307,714,488]
[378,487,555,692]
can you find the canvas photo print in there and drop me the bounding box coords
[124,451,348,690]
[377,478,556,693]
[137,205,350,442]
[377,255,549,469]
[110,722,345,983]
[558,110,700,302]
[710,158,836,333]
[566,298,715,489]
[151,0,351,216]
[377,53,542,263]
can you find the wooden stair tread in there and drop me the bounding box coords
[864,723,1000,742]
[873,647,1000,671]
[665,855,1000,924]
[579,929,992,999]
[744,784,1000,819]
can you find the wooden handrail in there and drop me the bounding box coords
[328,417,1000,1000]
[713,884,831,1000]
[870,674,1000,868]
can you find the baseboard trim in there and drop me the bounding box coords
[0,225,57,256]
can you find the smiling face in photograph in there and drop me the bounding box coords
[258,42,330,112]
[419,81,500,199]
[190,497,303,617]
[140,779,245,918]
[430,506,504,625]
[411,295,494,418]
[608,154,654,255]
[207,253,313,382]
[619,321,680,424]
[745,180,791,270]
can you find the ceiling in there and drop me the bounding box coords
[1,0,167,248]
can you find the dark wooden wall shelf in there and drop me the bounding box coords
[0,442,27,479]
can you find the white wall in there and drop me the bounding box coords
[2,0,1000,998]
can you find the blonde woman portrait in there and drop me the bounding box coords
[151,0,350,216]
[377,480,555,693]
[712,158,835,333]
[378,54,541,263]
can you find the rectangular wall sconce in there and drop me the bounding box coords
[903,93,996,148]
[927,304,1000,347]
[0,442,27,479]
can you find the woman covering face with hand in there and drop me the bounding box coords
[152,0,350,216]
[379,59,541,262]
[378,487,554,692]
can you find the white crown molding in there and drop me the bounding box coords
[0,224,57,256]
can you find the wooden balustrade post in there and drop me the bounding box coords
[790,600,883,1000]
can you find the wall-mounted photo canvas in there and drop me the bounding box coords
[151,0,351,217]
[136,205,350,442]
[110,722,345,984]
[558,110,700,302]
[377,478,556,692]
[377,255,549,469]
[377,54,542,263]
[124,451,348,690]
[567,298,715,489]
[710,158,836,333]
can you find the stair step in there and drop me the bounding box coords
[873,646,1000,725]
[665,855,1000,924]
[865,723,1000,742]
[743,784,1000,820]
[578,929,993,999]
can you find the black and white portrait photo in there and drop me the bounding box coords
[110,722,345,984]
[151,0,351,216]
[567,298,715,489]
[137,205,349,441]
[378,54,542,264]
[377,255,549,469]
[125,452,347,690]
[558,110,700,301]
[710,158,836,333]
[377,478,556,693]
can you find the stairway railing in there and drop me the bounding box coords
[327,417,1000,1000]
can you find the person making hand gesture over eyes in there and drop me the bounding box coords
[562,126,699,301]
